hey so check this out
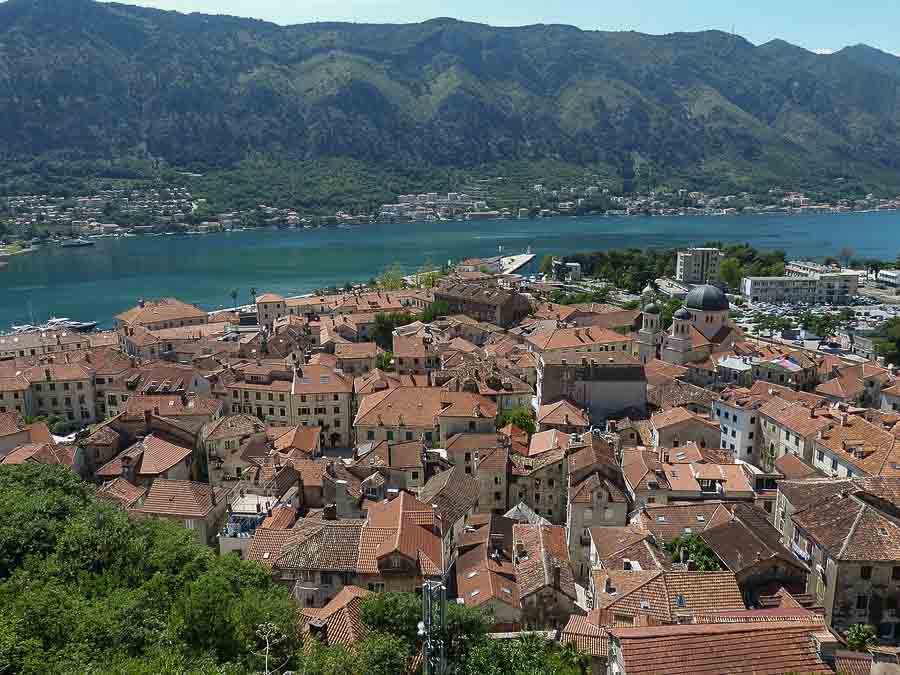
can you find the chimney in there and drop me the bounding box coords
[144,408,153,427]
[812,630,839,666]
[120,454,137,485]
[840,413,848,427]
[324,503,337,520]
[153,406,160,416]
[515,541,526,560]
[210,486,218,507]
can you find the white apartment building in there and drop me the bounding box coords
[712,398,759,462]
[741,272,858,305]
[877,270,900,287]
[676,248,724,284]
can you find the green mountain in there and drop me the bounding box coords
[1,0,900,190]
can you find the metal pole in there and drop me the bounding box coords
[421,580,447,675]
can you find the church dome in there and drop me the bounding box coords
[673,307,692,321]
[684,284,729,312]
[642,303,660,315]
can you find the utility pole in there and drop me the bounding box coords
[419,580,447,675]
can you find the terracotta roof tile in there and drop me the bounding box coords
[419,466,480,528]
[609,620,833,675]
[513,524,575,600]
[593,570,745,622]
[96,478,147,509]
[536,400,590,428]
[137,434,193,476]
[135,479,226,519]
[0,411,25,436]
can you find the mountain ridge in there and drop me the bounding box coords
[1,0,899,191]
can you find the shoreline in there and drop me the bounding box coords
[3,209,900,332]
[12,204,900,246]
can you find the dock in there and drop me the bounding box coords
[500,253,535,275]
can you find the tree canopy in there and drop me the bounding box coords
[496,407,537,436]
[0,464,297,674]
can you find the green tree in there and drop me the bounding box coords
[419,300,451,323]
[0,464,298,673]
[355,632,411,675]
[464,633,581,675]
[360,592,490,671]
[375,351,394,371]
[720,258,743,289]
[839,247,855,268]
[660,298,684,330]
[229,288,239,308]
[372,312,417,351]
[376,263,405,291]
[360,592,421,645]
[539,255,555,276]
[846,624,876,651]
[665,535,722,571]
[875,318,900,367]
[496,407,536,435]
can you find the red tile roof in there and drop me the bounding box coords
[299,585,371,646]
[609,620,833,675]
[513,524,575,600]
[135,479,226,519]
[593,570,745,622]
[96,478,147,509]
[536,400,590,428]
[137,434,193,476]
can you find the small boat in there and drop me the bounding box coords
[60,238,95,248]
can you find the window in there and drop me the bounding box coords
[387,431,394,441]
[412,472,419,480]
[893,567,900,581]
[861,566,873,580]
[817,450,825,463]
[831,459,838,471]
[857,595,869,610]
[367,431,374,441]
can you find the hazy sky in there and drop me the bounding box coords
[104,0,900,55]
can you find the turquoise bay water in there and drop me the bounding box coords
[1,210,898,329]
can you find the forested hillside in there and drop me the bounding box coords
[1,0,900,192]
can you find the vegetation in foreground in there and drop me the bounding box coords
[0,464,586,674]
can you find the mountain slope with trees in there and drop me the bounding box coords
[1,0,900,192]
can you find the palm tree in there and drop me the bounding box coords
[229,288,239,309]
[558,641,589,675]
[249,286,257,305]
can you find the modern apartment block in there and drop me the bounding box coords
[675,248,724,284]
[741,272,859,305]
